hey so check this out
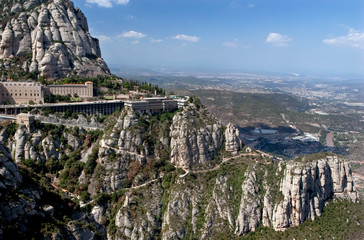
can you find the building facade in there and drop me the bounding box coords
[0,81,44,104]
[0,81,94,105]
[16,113,35,129]
[125,97,178,113]
[46,81,93,98]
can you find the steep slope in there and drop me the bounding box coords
[0,0,110,79]
[0,104,360,239]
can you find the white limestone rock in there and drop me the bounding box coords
[224,123,242,155]
[169,105,224,169]
[0,0,110,78]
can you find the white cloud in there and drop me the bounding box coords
[116,0,129,5]
[119,31,147,38]
[97,35,112,41]
[131,40,139,45]
[223,38,238,48]
[323,29,364,49]
[173,34,200,42]
[86,0,129,8]
[266,32,292,47]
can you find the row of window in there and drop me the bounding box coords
[0,89,41,93]
[1,93,40,97]
[2,83,40,86]
[52,91,91,95]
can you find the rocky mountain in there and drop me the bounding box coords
[0,101,359,239]
[0,0,110,79]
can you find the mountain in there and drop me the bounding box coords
[0,0,110,79]
[0,102,360,239]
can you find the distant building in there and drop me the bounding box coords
[125,97,178,113]
[176,97,189,108]
[45,81,93,98]
[0,81,94,105]
[0,81,44,104]
[16,113,35,129]
[163,99,179,112]
[124,100,149,112]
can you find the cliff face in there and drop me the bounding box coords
[0,105,359,239]
[169,106,224,169]
[0,0,110,78]
[103,104,242,171]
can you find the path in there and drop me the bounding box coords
[325,131,334,147]
[280,113,299,131]
[131,173,164,189]
[182,151,249,175]
[100,139,147,160]
[0,114,103,130]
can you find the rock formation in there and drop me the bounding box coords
[169,105,224,169]
[0,106,359,239]
[0,0,110,78]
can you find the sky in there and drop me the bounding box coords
[72,0,364,76]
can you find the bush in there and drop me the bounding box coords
[79,191,90,202]
[127,161,141,180]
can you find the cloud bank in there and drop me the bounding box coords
[119,31,147,38]
[323,29,364,49]
[173,34,200,42]
[86,0,129,8]
[266,32,292,47]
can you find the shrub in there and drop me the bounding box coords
[128,161,141,180]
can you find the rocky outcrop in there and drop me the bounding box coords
[105,108,142,153]
[0,0,110,78]
[0,106,359,239]
[113,184,163,240]
[13,125,28,162]
[169,105,224,169]
[224,123,242,155]
[268,155,358,231]
[235,171,261,235]
[104,106,242,171]
[35,114,104,130]
[0,149,22,191]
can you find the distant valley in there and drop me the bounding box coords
[121,71,364,192]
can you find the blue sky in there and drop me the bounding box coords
[72,0,364,76]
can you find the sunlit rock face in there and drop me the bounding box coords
[0,0,110,78]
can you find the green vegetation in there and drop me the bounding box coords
[44,94,72,103]
[293,152,337,163]
[1,164,94,240]
[3,121,18,138]
[241,199,364,240]
[122,79,165,96]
